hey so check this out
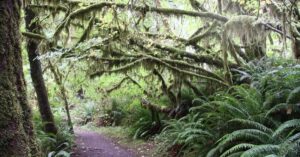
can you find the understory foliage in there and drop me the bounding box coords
[33,110,73,157]
[156,59,300,157]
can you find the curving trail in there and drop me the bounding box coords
[72,128,137,157]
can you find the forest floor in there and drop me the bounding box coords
[71,127,156,157]
[71,128,137,157]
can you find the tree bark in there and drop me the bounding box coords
[291,6,300,59]
[25,7,58,134]
[0,1,40,156]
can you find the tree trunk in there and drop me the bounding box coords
[292,37,300,59]
[48,61,74,133]
[0,1,40,156]
[291,7,300,59]
[25,7,58,135]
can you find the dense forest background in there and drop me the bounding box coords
[1,0,300,157]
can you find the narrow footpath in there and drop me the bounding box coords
[72,128,137,157]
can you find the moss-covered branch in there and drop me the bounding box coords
[90,58,147,79]
[50,1,228,42]
[22,32,47,40]
[129,36,231,68]
[28,4,68,12]
[141,98,172,114]
[106,77,129,93]
[88,53,228,86]
[86,56,139,63]
[147,55,229,87]
[136,38,236,68]
[75,15,95,46]
[126,74,151,97]
[139,32,206,51]
[87,54,223,82]
[161,58,224,81]
[187,21,219,44]
[64,2,228,25]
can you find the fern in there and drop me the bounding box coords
[229,119,273,134]
[226,151,243,157]
[286,86,300,105]
[265,103,287,117]
[208,119,300,157]
[241,144,280,157]
[218,129,272,146]
[220,143,255,157]
[264,155,278,157]
[272,119,300,138]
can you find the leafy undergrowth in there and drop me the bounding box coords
[153,59,300,157]
[33,110,74,157]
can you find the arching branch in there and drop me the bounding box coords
[28,4,68,12]
[90,57,147,79]
[105,77,130,93]
[22,32,47,40]
[50,1,228,39]
[75,15,95,46]
[187,21,219,44]
[146,55,229,87]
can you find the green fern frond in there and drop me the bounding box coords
[273,119,300,138]
[265,103,287,117]
[286,132,300,142]
[220,129,271,145]
[189,102,215,112]
[226,151,243,157]
[286,86,300,104]
[241,144,280,157]
[179,129,212,138]
[229,119,273,134]
[220,143,255,157]
[211,129,272,156]
[264,154,279,157]
[206,147,219,157]
[215,101,249,118]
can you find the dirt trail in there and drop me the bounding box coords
[72,128,137,157]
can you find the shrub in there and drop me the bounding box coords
[33,110,74,157]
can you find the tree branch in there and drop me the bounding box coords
[28,4,68,12]
[146,55,229,87]
[105,77,129,93]
[62,2,228,30]
[22,32,47,40]
[187,21,218,44]
[90,58,147,78]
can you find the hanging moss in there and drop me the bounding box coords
[223,15,269,45]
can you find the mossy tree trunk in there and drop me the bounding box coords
[291,6,300,59]
[25,7,58,135]
[0,1,40,156]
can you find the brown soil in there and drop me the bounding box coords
[72,128,137,157]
